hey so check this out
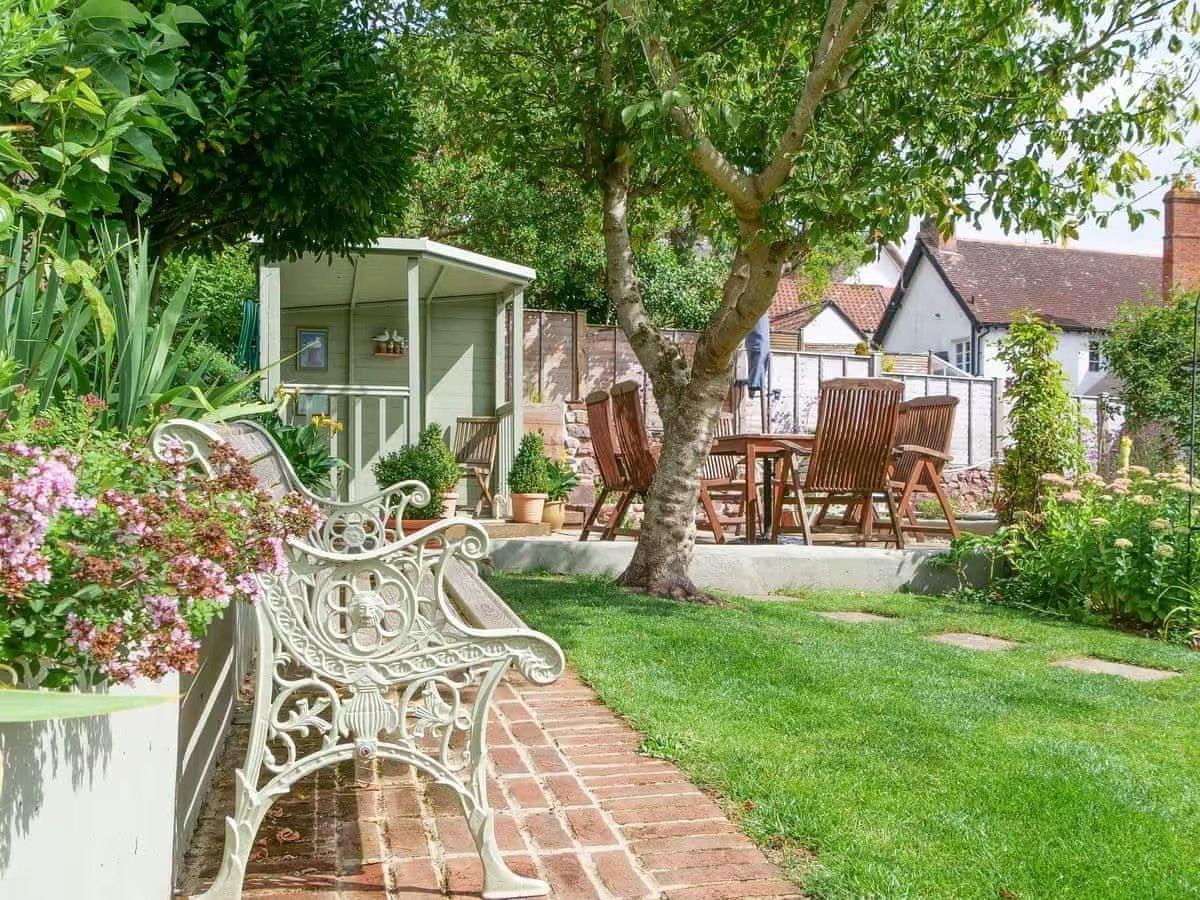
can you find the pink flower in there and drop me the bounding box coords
[1059,491,1083,504]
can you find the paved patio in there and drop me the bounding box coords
[177,670,801,899]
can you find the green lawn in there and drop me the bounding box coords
[492,574,1200,900]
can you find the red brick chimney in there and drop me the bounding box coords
[1164,178,1200,297]
[919,216,957,251]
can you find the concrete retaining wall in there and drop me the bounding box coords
[0,675,180,900]
[489,540,975,596]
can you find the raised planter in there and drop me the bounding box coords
[0,675,180,900]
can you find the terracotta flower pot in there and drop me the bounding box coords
[510,492,547,524]
[542,499,566,531]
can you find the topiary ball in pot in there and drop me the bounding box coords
[417,422,462,515]
[374,444,449,520]
[508,431,550,523]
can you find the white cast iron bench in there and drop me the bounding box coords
[152,419,564,899]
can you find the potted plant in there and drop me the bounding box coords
[542,458,580,531]
[508,431,550,523]
[373,423,461,527]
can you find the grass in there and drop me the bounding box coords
[490,573,1200,900]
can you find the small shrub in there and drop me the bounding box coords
[257,414,347,493]
[956,466,1200,630]
[372,424,460,519]
[546,458,580,502]
[509,432,549,494]
[995,314,1086,523]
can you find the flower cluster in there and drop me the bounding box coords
[0,398,322,689]
[978,464,1199,629]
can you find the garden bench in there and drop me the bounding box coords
[152,419,564,900]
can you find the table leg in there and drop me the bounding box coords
[745,445,758,544]
[762,456,774,542]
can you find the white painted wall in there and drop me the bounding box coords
[803,306,862,346]
[980,327,1106,394]
[0,676,180,900]
[881,256,974,362]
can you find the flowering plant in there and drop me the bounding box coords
[0,396,321,689]
[958,465,1199,629]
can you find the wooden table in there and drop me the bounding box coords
[710,432,814,544]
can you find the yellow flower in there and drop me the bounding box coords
[1132,494,1156,506]
[1090,517,1109,527]
[1149,518,1171,532]
[1114,538,1133,550]
[1157,544,1176,559]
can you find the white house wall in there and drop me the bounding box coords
[980,327,1106,395]
[882,257,974,361]
[802,306,863,346]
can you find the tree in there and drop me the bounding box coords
[994,315,1087,522]
[1103,289,1200,465]
[439,0,1198,599]
[130,0,418,259]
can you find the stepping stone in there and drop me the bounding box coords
[818,611,895,623]
[1053,657,1180,682]
[929,632,1016,651]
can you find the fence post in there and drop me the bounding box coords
[991,377,1004,463]
[868,352,880,376]
[573,310,587,400]
[1097,392,1108,471]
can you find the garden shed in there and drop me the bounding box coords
[257,238,533,503]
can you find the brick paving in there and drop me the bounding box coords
[177,669,802,899]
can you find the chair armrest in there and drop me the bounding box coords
[896,444,952,462]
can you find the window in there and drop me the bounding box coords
[1088,339,1103,372]
[953,339,973,374]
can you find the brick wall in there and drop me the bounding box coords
[1164,182,1200,295]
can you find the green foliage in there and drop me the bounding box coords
[0,1,202,231]
[134,0,418,258]
[256,415,347,494]
[1103,290,1200,454]
[0,688,176,723]
[960,467,1200,629]
[995,315,1086,522]
[373,424,460,519]
[635,242,726,330]
[175,339,250,397]
[545,458,580,502]
[508,431,549,495]
[160,243,255,356]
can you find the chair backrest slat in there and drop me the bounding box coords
[893,395,959,483]
[701,413,737,481]
[610,381,658,492]
[805,378,903,493]
[453,417,500,468]
[584,390,626,488]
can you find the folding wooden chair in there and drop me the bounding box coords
[771,378,905,548]
[610,381,738,543]
[890,395,960,539]
[578,390,634,541]
[452,416,499,516]
[698,413,747,542]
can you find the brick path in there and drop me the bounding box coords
[177,669,802,899]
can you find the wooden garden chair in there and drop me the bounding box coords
[452,416,499,516]
[609,380,737,543]
[699,413,747,541]
[579,389,635,541]
[771,378,905,548]
[889,395,960,539]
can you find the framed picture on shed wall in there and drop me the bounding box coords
[296,327,329,371]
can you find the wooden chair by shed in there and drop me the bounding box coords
[610,380,741,544]
[699,412,747,539]
[578,389,635,541]
[890,395,960,539]
[771,378,905,548]
[452,416,499,516]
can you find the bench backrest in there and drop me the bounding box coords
[584,390,626,489]
[894,395,958,483]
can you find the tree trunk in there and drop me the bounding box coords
[618,364,731,601]
[597,148,789,601]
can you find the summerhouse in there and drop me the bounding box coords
[257,238,533,504]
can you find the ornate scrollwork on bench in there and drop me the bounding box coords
[152,420,565,900]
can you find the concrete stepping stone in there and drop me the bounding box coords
[818,611,896,623]
[929,632,1016,651]
[1053,657,1180,682]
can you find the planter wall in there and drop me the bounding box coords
[0,674,180,900]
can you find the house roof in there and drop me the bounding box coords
[770,276,890,335]
[881,237,1160,336]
